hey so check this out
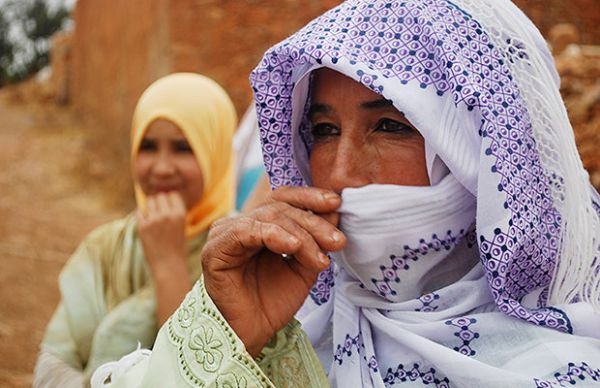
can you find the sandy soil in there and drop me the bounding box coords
[0,88,126,387]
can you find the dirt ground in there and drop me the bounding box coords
[0,87,126,387]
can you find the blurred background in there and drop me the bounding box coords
[0,0,598,386]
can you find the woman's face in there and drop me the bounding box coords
[309,68,430,193]
[134,119,204,210]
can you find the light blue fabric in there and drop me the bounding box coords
[236,165,265,210]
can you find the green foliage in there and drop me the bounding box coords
[24,0,70,41]
[0,0,71,86]
[0,10,15,85]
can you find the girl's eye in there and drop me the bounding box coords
[375,118,416,135]
[139,139,157,152]
[311,123,340,141]
[173,140,193,153]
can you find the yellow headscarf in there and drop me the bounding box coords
[130,73,236,237]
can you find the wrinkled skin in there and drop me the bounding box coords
[202,69,429,356]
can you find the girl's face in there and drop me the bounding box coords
[309,68,430,193]
[134,119,204,210]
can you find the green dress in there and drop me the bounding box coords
[41,214,207,381]
[106,277,329,387]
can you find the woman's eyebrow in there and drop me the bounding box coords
[308,103,332,117]
[361,98,394,110]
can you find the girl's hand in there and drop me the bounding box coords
[136,191,190,325]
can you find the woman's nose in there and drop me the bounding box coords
[327,139,370,193]
[151,152,176,176]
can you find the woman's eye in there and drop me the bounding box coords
[311,123,340,140]
[139,139,157,152]
[376,118,415,135]
[173,140,193,153]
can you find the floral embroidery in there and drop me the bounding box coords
[167,282,277,387]
[177,296,196,328]
[189,326,224,373]
[277,356,310,388]
[216,373,248,388]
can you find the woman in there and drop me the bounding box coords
[34,73,236,387]
[97,1,600,387]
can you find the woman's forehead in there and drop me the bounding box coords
[309,68,407,123]
[143,119,186,139]
[311,68,382,99]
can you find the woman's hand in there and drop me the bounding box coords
[201,186,346,357]
[136,191,191,325]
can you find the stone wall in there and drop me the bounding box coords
[69,0,170,132]
[167,0,340,117]
[68,0,340,134]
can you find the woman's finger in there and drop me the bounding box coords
[168,191,186,214]
[320,212,340,228]
[259,209,329,270]
[224,217,299,256]
[253,203,345,254]
[270,186,341,214]
[286,253,330,288]
[269,203,346,252]
[146,196,158,218]
[209,215,235,231]
[204,217,328,273]
[155,192,170,215]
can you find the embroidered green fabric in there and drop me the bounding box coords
[255,314,329,387]
[110,278,329,387]
[40,214,206,381]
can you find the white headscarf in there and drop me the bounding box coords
[251,0,600,385]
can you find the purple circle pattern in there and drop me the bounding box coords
[371,228,475,298]
[535,362,600,387]
[309,261,335,305]
[383,363,450,387]
[250,0,570,331]
[444,317,479,357]
[416,292,441,312]
[334,333,364,365]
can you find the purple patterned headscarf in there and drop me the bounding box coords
[250,0,600,331]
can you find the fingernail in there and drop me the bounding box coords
[289,235,300,245]
[331,231,343,243]
[319,252,330,265]
[323,192,339,202]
